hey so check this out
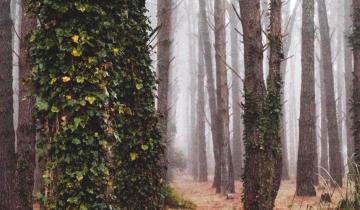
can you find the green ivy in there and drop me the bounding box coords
[27,0,164,209]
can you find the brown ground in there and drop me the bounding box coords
[171,174,348,210]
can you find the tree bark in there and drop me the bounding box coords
[229,0,243,181]
[345,0,354,163]
[197,35,208,182]
[0,0,16,209]
[214,0,230,195]
[280,0,301,181]
[317,0,343,186]
[352,0,360,178]
[157,0,172,180]
[319,52,330,179]
[199,0,221,192]
[15,2,37,209]
[296,0,317,196]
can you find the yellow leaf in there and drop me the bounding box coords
[71,48,82,57]
[72,35,80,43]
[136,83,143,90]
[85,96,96,104]
[66,95,72,100]
[130,152,138,161]
[50,78,57,85]
[112,48,120,55]
[62,76,71,83]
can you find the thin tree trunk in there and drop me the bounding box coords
[280,0,301,181]
[199,0,221,192]
[229,0,243,181]
[296,0,317,196]
[345,0,354,163]
[197,35,208,182]
[15,2,37,209]
[157,0,172,180]
[319,53,330,178]
[317,0,343,186]
[0,0,16,209]
[352,0,360,195]
[186,0,199,181]
[214,0,230,195]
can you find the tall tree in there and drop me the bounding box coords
[15,2,37,209]
[214,0,231,194]
[0,0,16,209]
[280,0,301,180]
[199,0,221,192]
[197,35,208,182]
[157,0,172,180]
[317,0,343,186]
[296,0,317,196]
[319,51,330,178]
[346,0,354,162]
[229,0,243,181]
[241,0,283,208]
[186,0,199,181]
[352,0,360,180]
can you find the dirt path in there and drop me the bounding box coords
[171,174,347,210]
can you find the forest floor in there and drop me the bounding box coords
[171,173,349,210]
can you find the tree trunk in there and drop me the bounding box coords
[199,0,221,192]
[353,1,360,198]
[197,35,208,182]
[280,0,301,181]
[157,0,172,181]
[0,0,16,209]
[319,52,330,178]
[229,0,243,181]
[345,0,354,163]
[214,0,230,195]
[317,0,343,186]
[15,2,37,209]
[296,0,317,196]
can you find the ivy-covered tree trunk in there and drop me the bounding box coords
[229,0,243,181]
[240,0,266,208]
[199,0,221,192]
[296,0,317,196]
[240,0,283,208]
[0,0,16,209]
[317,0,343,186]
[15,2,37,209]
[111,2,165,208]
[214,0,231,195]
[28,1,164,209]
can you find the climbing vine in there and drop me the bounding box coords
[27,0,164,209]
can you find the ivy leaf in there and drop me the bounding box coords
[80,204,88,210]
[130,152,138,161]
[85,96,96,104]
[51,106,60,113]
[72,138,81,145]
[80,100,86,106]
[141,145,149,151]
[71,48,82,57]
[36,100,49,111]
[76,173,84,182]
[136,83,143,90]
[74,117,82,129]
[76,76,85,83]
